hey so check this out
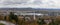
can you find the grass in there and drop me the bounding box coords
[0,23,5,25]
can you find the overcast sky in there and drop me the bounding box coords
[0,0,60,9]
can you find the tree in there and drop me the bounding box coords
[55,18,60,25]
[9,12,18,25]
[37,18,46,25]
[9,12,14,22]
[4,16,6,20]
[49,19,57,25]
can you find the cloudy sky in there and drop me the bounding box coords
[0,0,60,8]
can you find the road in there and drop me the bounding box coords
[0,20,15,25]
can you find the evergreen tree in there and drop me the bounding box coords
[4,16,6,20]
[9,12,18,25]
[9,12,14,22]
[37,18,46,25]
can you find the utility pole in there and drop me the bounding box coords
[33,11,36,20]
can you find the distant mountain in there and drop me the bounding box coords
[0,8,34,11]
[0,8,60,12]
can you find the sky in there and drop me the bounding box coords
[0,0,60,9]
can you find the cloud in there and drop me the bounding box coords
[0,0,60,8]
